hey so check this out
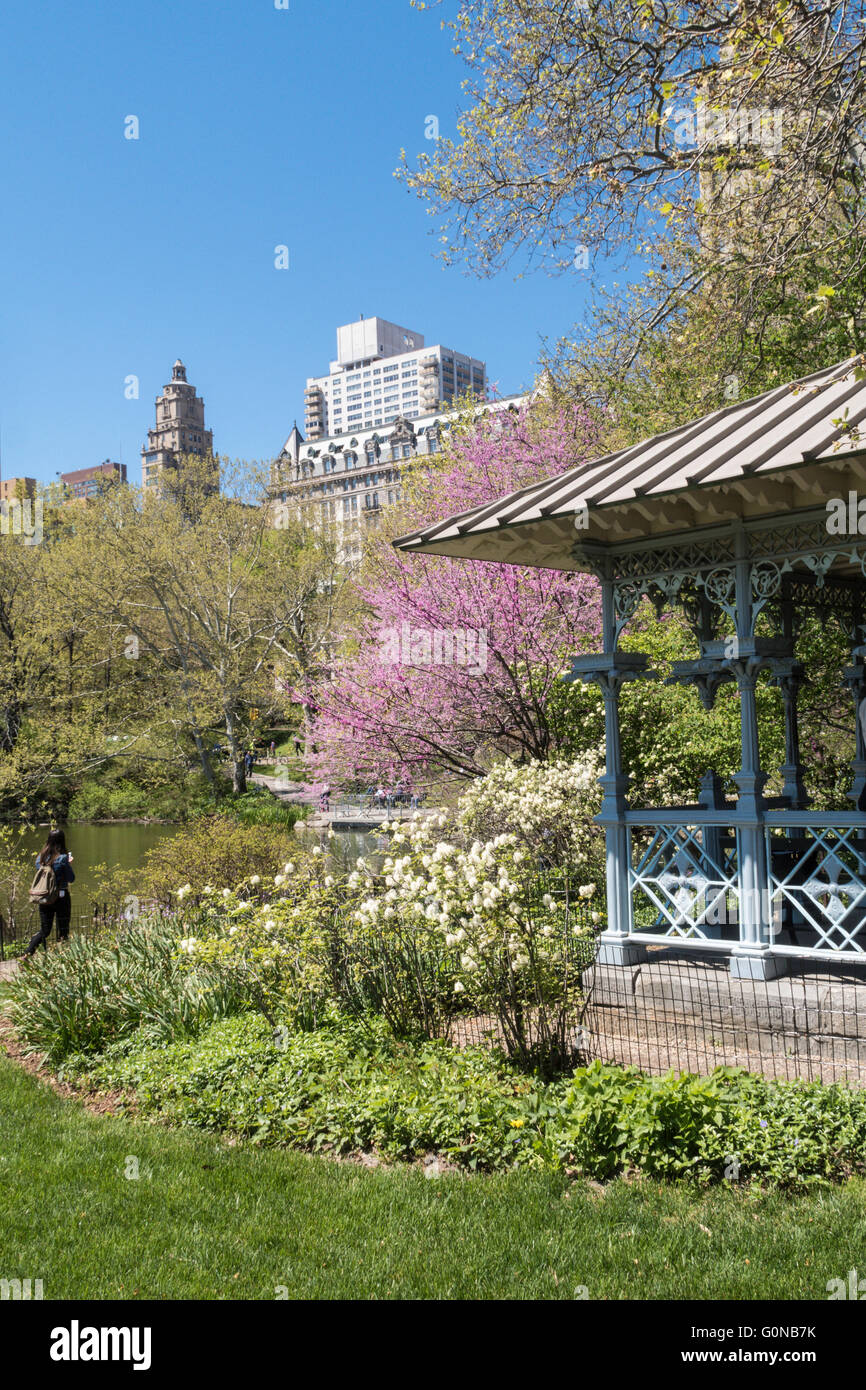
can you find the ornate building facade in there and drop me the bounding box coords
[141,360,214,492]
[269,396,526,563]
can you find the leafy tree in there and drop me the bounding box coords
[400,0,866,371]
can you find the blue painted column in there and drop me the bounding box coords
[569,573,653,966]
[725,538,785,980]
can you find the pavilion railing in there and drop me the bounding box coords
[623,808,866,959]
[627,812,742,946]
[764,812,866,958]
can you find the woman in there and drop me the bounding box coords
[26,829,75,956]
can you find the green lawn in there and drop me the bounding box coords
[0,1054,862,1300]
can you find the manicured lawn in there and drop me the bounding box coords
[0,1054,862,1301]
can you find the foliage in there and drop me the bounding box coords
[457,755,603,871]
[400,0,866,368]
[0,460,352,818]
[172,779,600,1063]
[107,815,307,907]
[65,1010,866,1186]
[7,921,249,1062]
[310,402,602,782]
[350,811,597,1063]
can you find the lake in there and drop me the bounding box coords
[13,819,377,905]
[14,822,180,904]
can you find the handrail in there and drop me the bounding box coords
[624,809,738,825]
[624,808,866,827]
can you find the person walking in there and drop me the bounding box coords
[26,829,75,956]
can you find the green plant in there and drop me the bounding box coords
[7,921,250,1062]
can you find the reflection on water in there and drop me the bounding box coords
[294,822,384,868]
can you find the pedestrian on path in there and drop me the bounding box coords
[25,829,75,956]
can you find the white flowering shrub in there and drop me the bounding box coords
[175,857,350,1029]
[172,761,605,1064]
[354,810,598,1063]
[457,756,603,876]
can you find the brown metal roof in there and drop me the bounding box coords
[394,356,866,570]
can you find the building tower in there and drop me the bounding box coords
[141,360,214,491]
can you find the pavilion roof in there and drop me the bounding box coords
[394,355,866,571]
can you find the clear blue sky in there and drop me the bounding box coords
[0,0,595,485]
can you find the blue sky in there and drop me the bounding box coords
[0,0,595,485]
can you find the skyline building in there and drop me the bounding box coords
[302,315,486,440]
[141,359,214,491]
[60,459,127,502]
[270,392,526,564]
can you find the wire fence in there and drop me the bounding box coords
[0,901,173,960]
[579,947,866,1085]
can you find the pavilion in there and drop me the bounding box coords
[395,357,866,979]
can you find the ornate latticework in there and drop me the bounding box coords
[768,825,866,954]
[630,823,740,941]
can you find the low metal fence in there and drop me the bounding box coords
[0,901,173,960]
[580,946,866,1085]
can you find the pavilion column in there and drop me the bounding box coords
[725,540,784,979]
[569,574,653,966]
[775,668,808,811]
[842,648,866,822]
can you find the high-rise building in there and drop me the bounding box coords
[60,460,127,502]
[302,316,486,440]
[141,360,214,491]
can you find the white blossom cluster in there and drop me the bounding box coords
[353,811,595,995]
[457,756,602,864]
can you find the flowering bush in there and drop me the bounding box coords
[162,761,604,1062]
[456,756,603,873]
[173,851,352,1029]
[350,809,597,1064]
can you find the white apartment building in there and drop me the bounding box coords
[303,315,486,440]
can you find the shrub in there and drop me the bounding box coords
[457,756,603,875]
[110,815,307,904]
[63,1015,866,1185]
[7,921,250,1062]
[352,816,598,1064]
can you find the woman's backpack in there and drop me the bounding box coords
[29,860,59,906]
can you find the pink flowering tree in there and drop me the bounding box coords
[308,401,603,785]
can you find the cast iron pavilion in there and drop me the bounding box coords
[396,357,866,979]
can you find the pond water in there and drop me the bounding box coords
[12,818,376,905]
[13,822,180,904]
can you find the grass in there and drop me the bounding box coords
[0,1052,862,1301]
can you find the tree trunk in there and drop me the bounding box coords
[225,709,246,794]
